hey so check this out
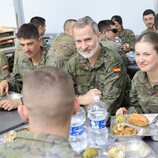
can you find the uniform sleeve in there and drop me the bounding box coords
[0,53,10,81]
[7,47,23,92]
[125,30,136,50]
[128,74,143,113]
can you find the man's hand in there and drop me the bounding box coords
[78,89,101,105]
[0,99,22,111]
[116,107,128,115]
[122,43,131,53]
[0,80,9,95]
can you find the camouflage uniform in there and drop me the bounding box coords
[128,71,158,113]
[119,29,136,50]
[101,38,128,66]
[50,33,76,63]
[65,46,131,115]
[9,47,64,92]
[141,28,155,35]
[0,131,74,158]
[0,53,10,81]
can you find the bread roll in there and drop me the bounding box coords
[128,113,149,127]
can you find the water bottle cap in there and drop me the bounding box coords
[93,95,100,102]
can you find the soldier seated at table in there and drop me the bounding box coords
[65,16,131,115]
[0,23,63,111]
[0,67,77,158]
[0,53,10,82]
[98,19,128,66]
[116,32,158,115]
[111,15,136,53]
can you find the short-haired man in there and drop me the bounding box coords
[98,20,128,66]
[51,19,77,62]
[141,9,155,34]
[0,67,77,158]
[65,17,130,115]
[0,23,63,111]
[30,16,48,49]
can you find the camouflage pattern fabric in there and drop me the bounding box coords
[119,29,136,50]
[65,46,131,115]
[9,47,64,92]
[0,131,74,158]
[128,71,158,113]
[140,28,155,35]
[0,53,10,81]
[50,33,76,63]
[101,38,128,66]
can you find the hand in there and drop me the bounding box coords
[78,89,101,105]
[122,43,131,53]
[116,107,128,115]
[0,99,21,111]
[0,80,9,95]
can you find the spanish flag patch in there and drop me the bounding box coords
[113,68,121,73]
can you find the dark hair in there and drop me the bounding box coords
[143,9,155,17]
[74,16,99,35]
[136,32,158,52]
[30,16,45,28]
[98,20,115,33]
[16,23,39,39]
[155,13,158,30]
[111,15,122,25]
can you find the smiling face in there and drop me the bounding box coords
[143,14,155,29]
[135,41,158,73]
[19,38,42,59]
[73,25,101,59]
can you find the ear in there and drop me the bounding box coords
[72,97,79,115]
[18,105,29,123]
[97,32,102,43]
[37,38,42,47]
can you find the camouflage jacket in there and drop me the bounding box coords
[128,71,158,113]
[50,33,76,63]
[9,47,64,92]
[101,38,128,66]
[0,131,74,158]
[119,29,136,50]
[65,46,131,115]
[0,53,10,81]
[140,28,155,35]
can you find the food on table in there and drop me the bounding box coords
[82,147,98,158]
[112,123,137,136]
[108,146,125,158]
[4,130,16,142]
[128,113,149,127]
[115,115,126,122]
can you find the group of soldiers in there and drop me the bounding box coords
[0,8,158,157]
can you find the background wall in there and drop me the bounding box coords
[0,0,157,35]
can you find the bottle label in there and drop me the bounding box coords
[70,125,84,136]
[90,119,106,129]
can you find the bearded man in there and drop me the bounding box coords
[65,16,131,115]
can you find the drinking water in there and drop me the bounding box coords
[69,106,87,153]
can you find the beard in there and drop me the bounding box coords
[78,41,99,59]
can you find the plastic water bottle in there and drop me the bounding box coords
[127,51,135,64]
[69,106,87,153]
[87,96,109,148]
